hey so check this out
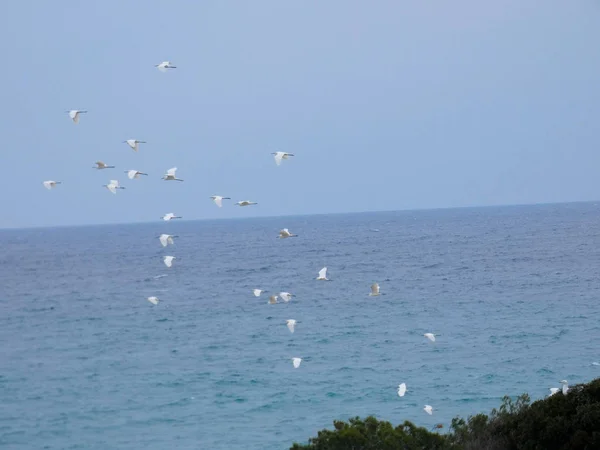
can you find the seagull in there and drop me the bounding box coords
[292,357,302,368]
[549,387,560,396]
[162,213,182,221]
[103,180,125,194]
[236,200,257,206]
[211,196,231,208]
[286,319,296,333]
[93,161,115,169]
[66,110,87,124]
[316,267,329,280]
[560,380,569,395]
[424,333,437,342]
[253,289,264,297]
[278,228,298,239]
[162,167,184,181]
[369,283,380,296]
[397,383,407,397]
[268,295,279,304]
[424,405,433,415]
[123,139,146,152]
[272,151,294,166]
[155,61,176,72]
[126,170,148,180]
[147,296,159,305]
[163,256,175,268]
[159,234,176,247]
[43,180,61,190]
[279,292,292,302]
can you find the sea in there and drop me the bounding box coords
[1,202,600,449]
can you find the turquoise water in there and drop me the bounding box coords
[1,203,600,449]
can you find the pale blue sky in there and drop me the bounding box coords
[1,1,599,228]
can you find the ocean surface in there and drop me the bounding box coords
[2,203,600,449]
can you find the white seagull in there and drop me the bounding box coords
[316,267,329,280]
[147,296,159,305]
[155,61,177,72]
[93,161,115,170]
[67,110,87,124]
[424,405,433,415]
[123,139,147,152]
[163,256,175,268]
[162,167,184,181]
[292,357,302,368]
[279,292,292,302]
[159,234,176,247]
[126,169,148,180]
[103,179,125,194]
[369,283,380,296]
[286,319,297,333]
[236,200,257,207]
[272,151,295,166]
[424,333,437,342]
[43,180,61,190]
[253,289,264,297]
[278,228,298,239]
[210,196,231,208]
[268,295,279,304]
[560,380,569,395]
[397,383,407,397]
[162,213,182,221]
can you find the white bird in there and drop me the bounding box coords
[66,109,87,124]
[155,61,177,72]
[268,295,278,304]
[103,179,125,194]
[424,333,437,342]
[162,213,182,221]
[43,180,61,190]
[272,151,295,166]
[163,256,175,268]
[123,139,147,152]
[292,357,302,368]
[278,228,298,239]
[369,283,380,296]
[397,383,407,397]
[159,234,176,247]
[560,380,569,395]
[162,167,184,181]
[424,405,433,415]
[147,296,159,305]
[286,319,297,333]
[236,200,257,206]
[279,292,292,302]
[93,161,115,169]
[549,387,560,396]
[316,267,329,280]
[126,169,148,180]
[210,195,231,208]
[253,289,264,297]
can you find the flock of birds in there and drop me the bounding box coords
[40,61,581,428]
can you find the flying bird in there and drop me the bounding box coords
[67,110,87,124]
[292,357,302,368]
[93,161,115,169]
[253,289,264,297]
[162,167,183,181]
[286,319,296,333]
[155,61,176,72]
[268,295,279,304]
[126,170,148,180]
[316,267,329,280]
[211,196,231,208]
[43,180,61,190]
[278,228,298,239]
[236,200,257,206]
[124,139,146,152]
[279,292,292,302]
[424,333,437,342]
[397,383,407,397]
[272,151,294,166]
[163,256,175,268]
[369,283,380,296]
[103,179,125,194]
[162,213,182,221]
[159,234,176,247]
[424,405,433,415]
[147,296,159,305]
[560,380,569,395]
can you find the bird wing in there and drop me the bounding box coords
[253,289,261,297]
[274,152,283,166]
[214,197,223,207]
[398,383,406,396]
[159,235,168,247]
[167,167,177,176]
[107,184,117,194]
[127,170,137,179]
[287,321,295,333]
[147,296,159,305]
[318,267,327,279]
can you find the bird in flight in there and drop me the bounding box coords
[67,110,87,124]
[93,161,115,170]
[155,61,177,72]
[124,139,147,152]
[43,180,61,190]
[272,151,294,166]
[211,196,231,208]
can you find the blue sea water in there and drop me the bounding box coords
[2,203,600,449]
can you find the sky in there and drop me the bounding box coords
[0,0,599,228]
